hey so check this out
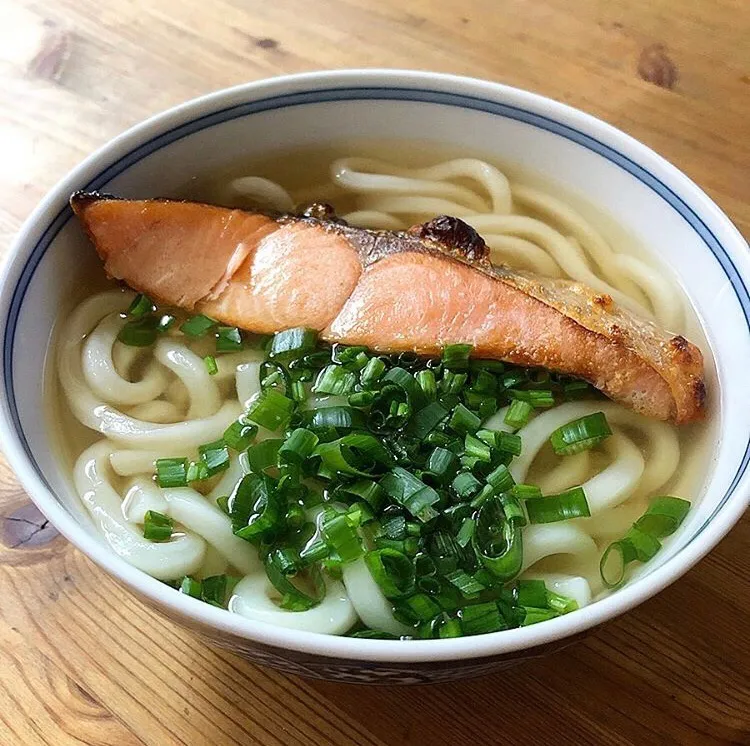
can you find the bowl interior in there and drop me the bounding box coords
[4,75,750,660]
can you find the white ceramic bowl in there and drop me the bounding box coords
[1,70,748,684]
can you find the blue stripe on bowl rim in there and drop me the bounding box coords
[5,85,749,545]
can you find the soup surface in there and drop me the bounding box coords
[46,141,715,639]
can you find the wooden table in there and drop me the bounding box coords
[1,1,749,743]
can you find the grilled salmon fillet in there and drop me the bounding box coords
[70,193,706,424]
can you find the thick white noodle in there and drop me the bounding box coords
[110,450,163,477]
[121,478,169,524]
[521,523,601,592]
[236,361,263,408]
[161,487,262,575]
[580,430,645,513]
[208,453,250,501]
[229,574,357,634]
[340,210,403,230]
[485,235,562,277]
[332,157,512,213]
[83,313,169,406]
[59,290,241,450]
[229,176,295,212]
[74,442,205,580]
[126,400,182,423]
[511,401,679,495]
[535,451,591,495]
[154,338,221,419]
[197,544,229,578]
[342,558,413,637]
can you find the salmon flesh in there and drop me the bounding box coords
[70,193,706,424]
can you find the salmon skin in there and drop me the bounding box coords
[70,192,705,424]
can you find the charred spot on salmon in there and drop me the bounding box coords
[70,190,121,211]
[303,202,342,222]
[593,293,613,308]
[693,378,707,410]
[410,215,490,264]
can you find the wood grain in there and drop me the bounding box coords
[0,0,748,743]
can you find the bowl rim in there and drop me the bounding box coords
[1,68,748,663]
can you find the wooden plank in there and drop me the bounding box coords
[0,0,748,743]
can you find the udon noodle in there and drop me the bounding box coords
[53,151,705,637]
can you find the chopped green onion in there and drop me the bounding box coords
[322,512,362,563]
[246,389,295,431]
[179,576,202,598]
[360,356,386,386]
[157,314,176,333]
[383,367,426,408]
[398,593,441,623]
[563,381,594,400]
[504,399,534,429]
[200,574,238,607]
[245,439,282,474]
[425,447,459,482]
[337,480,387,512]
[549,412,612,455]
[459,602,506,635]
[229,474,283,540]
[364,548,415,599]
[515,579,547,608]
[485,463,515,493]
[448,403,481,435]
[465,433,492,462]
[269,328,318,360]
[546,590,578,615]
[526,487,590,524]
[264,551,324,611]
[348,391,375,407]
[456,517,475,548]
[223,416,258,451]
[633,496,691,537]
[379,467,440,522]
[143,510,173,542]
[216,326,243,352]
[508,389,555,408]
[452,471,481,500]
[203,354,218,375]
[442,343,473,370]
[117,316,160,347]
[441,370,468,395]
[316,434,393,477]
[600,496,691,588]
[186,460,210,483]
[438,617,463,638]
[477,429,522,456]
[309,406,365,430]
[155,457,188,488]
[520,607,558,626]
[313,364,357,395]
[445,569,485,598]
[415,370,437,401]
[179,314,215,337]
[511,484,543,500]
[198,440,230,476]
[126,293,155,318]
[406,402,448,439]
[279,428,319,464]
[472,497,523,581]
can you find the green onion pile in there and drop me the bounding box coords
[120,295,692,639]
